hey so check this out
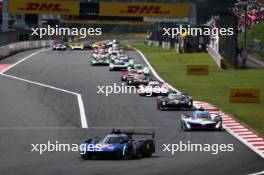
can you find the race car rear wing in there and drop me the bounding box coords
[111,129,155,139]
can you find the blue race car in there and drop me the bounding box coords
[181,109,222,131]
[80,129,155,160]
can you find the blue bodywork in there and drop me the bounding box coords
[80,134,129,158]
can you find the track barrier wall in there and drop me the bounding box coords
[0,40,53,60]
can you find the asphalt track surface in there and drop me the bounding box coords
[0,49,263,175]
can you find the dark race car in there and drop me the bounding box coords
[138,81,169,96]
[126,74,152,87]
[181,109,223,131]
[156,92,193,110]
[80,129,155,160]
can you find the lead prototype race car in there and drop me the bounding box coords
[156,92,193,110]
[181,109,223,131]
[80,129,155,160]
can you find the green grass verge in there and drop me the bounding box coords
[238,22,264,46]
[131,43,264,136]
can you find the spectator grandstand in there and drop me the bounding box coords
[234,0,264,32]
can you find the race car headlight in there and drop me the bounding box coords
[162,101,166,105]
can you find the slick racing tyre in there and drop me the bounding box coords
[142,143,152,157]
[157,103,165,111]
[123,145,134,160]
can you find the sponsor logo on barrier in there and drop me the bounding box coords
[99,2,191,17]
[127,5,163,14]
[229,88,260,103]
[9,0,79,15]
[187,65,209,75]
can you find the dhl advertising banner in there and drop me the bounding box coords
[187,65,209,75]
[9,0,80,15]
[229,88,260,103]
[99,2,192,18]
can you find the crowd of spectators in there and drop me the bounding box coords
[233,0,264,32]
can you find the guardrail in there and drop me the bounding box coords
[0,40,52,60]
[208,45,225,69]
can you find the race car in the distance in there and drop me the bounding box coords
[80,129,155,160]
[181,109,222,131]
[69,42,84,50]
[138,81,169,96]
[110,52,126,61]
[120,69,138,81]
[109,57,134,71]
[52,43,67,50]
[126,74,152,87]
[109,59,129,71]
[156,92,193,110]
[91,53,110,66]
[128,64,150,75]
[91,42,105,50]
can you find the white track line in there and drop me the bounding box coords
[135,48,264,159]
[248,170,264,175]
[135,49,180,93]
[0,50,88,128]
[1,73,88,128]
[0,49,45,74]
[76,94,88,128]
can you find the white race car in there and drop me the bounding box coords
[109,59,129,71]
[130,64,150,75]
[52,43,67,50]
